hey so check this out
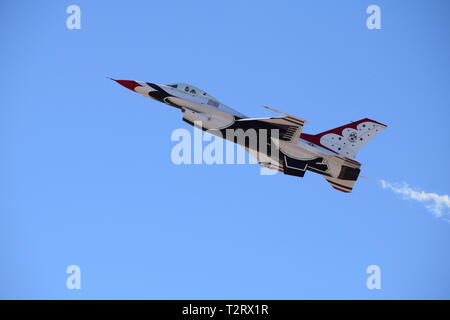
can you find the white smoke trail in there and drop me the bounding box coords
[379,180,450,222]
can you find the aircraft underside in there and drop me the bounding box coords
[182,115,361,193]
[112,79,386,193]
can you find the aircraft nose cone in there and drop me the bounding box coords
[112,79,141,91]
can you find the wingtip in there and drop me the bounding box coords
[261,105,308,123]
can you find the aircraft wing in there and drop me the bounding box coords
[234,106,306,144]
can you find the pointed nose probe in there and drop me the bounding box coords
[110,78,142,92]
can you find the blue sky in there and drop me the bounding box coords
[1,0,450,299]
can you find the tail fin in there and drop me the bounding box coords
[301,118,387,159]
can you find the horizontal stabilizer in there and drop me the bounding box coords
[325,176,356,193]
[324,161,362,193]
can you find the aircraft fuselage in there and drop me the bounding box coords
[112,79,387,192]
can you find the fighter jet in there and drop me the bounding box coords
[112,79,387,193]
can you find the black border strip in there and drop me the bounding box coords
[326,179,353,190]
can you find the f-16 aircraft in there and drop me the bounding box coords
[112,79,387,193]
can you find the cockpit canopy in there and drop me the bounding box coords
[166,83,217,101]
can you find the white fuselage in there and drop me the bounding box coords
[136,82,338,173]
[112,79,374,192]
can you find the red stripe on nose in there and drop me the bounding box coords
[114,79,141,91]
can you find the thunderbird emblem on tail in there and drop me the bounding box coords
[112,79,387,193]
